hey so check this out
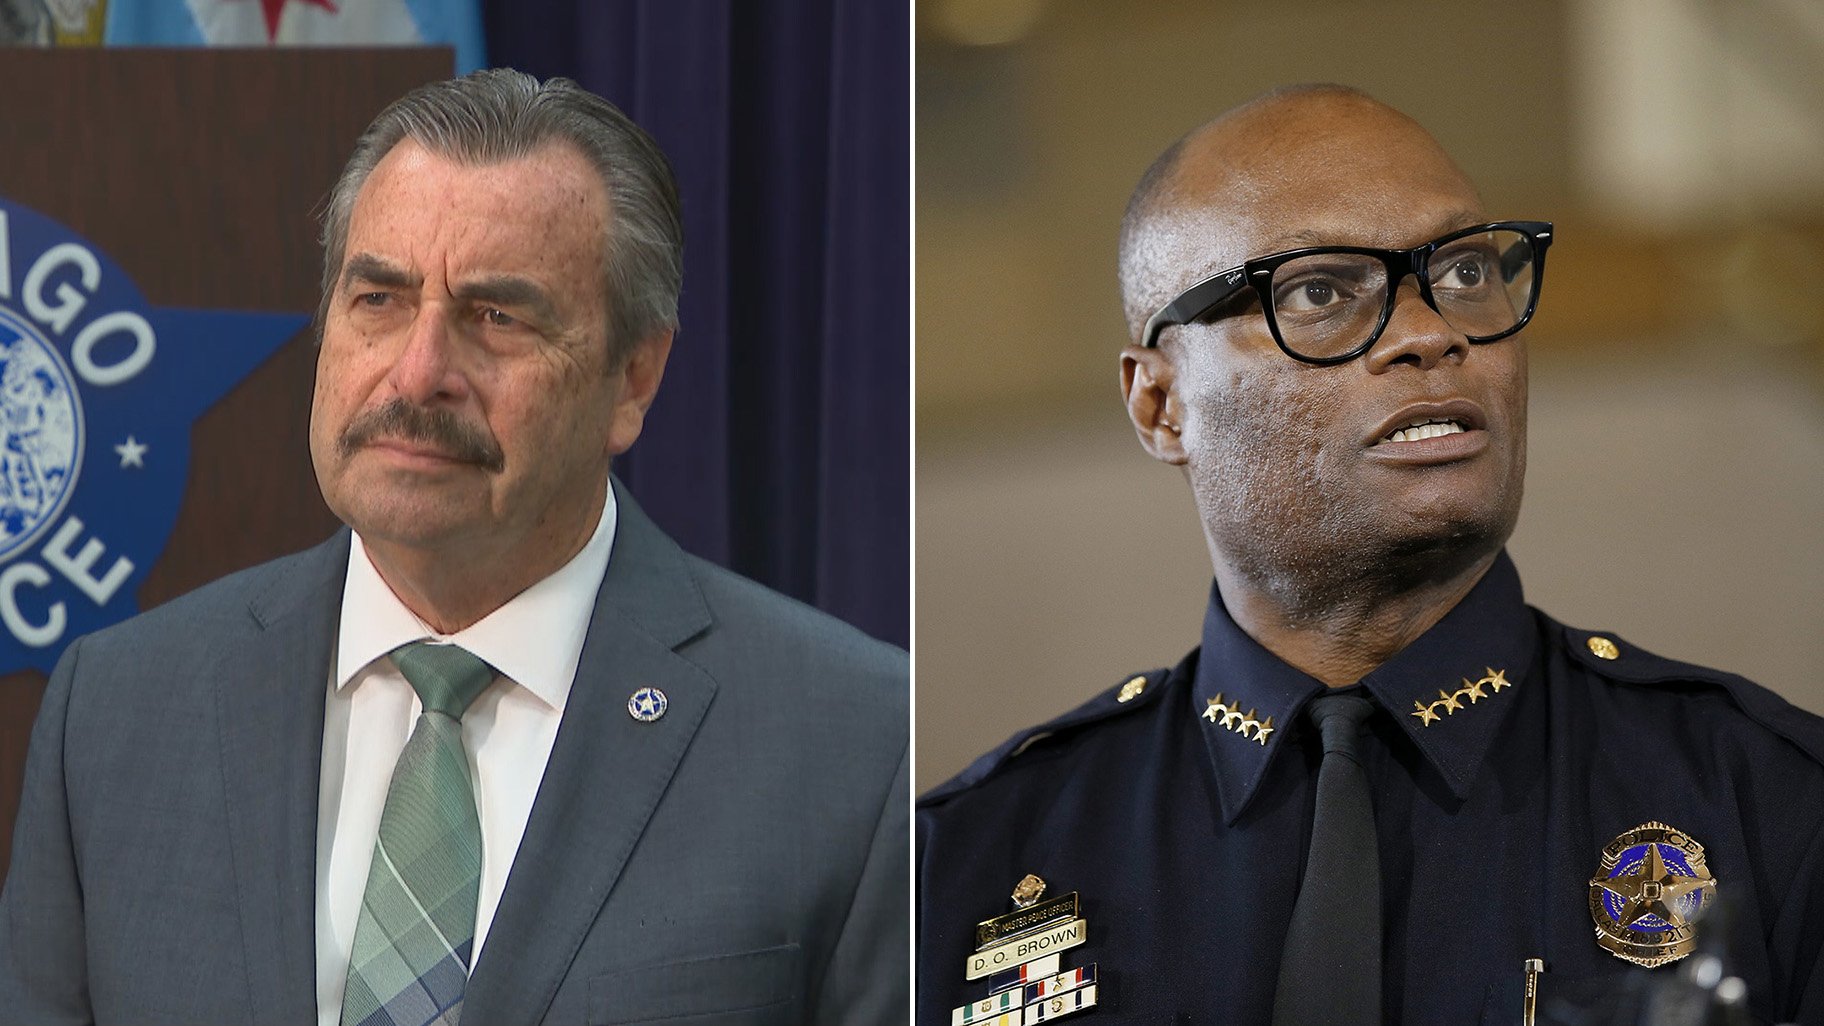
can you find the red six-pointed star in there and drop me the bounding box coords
[231,0,340,42]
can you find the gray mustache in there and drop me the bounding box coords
[339,399,506,472]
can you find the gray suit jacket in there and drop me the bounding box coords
[0,481,909,1025]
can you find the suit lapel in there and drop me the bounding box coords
[217,533,347,1023]
[465,481,715,1025]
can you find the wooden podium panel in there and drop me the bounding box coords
[0,48,454,880]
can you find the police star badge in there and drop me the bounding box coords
[953,875,1098,1024]
[1587,821,1717,967]
[0,199,303,672]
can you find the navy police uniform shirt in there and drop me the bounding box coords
[917,553,1824,1025]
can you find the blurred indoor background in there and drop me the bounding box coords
[916,0,1824,790]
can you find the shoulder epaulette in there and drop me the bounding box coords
[1559,622,1824,768]
[918,665,1175,806]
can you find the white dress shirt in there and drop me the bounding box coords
[313,489,617,1025]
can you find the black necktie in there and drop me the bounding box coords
[1272,692,1381,1026]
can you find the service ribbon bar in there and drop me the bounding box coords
[1025,963,1096,1004]
[1023,983,1098,1022]
[952,987,1022,1026]
[983,954,1060,995]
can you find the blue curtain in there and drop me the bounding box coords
[482,0,909,647]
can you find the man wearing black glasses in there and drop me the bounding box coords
[918,86,1824,1026]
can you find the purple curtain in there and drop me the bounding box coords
[482,1,909,647]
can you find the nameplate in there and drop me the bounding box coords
[964,918,1087,981]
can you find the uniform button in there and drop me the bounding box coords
[1587,636,1620,660]
[1117,675,1147,702]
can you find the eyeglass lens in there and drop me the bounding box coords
[1269,228,1537,360]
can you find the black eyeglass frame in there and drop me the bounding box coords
[1138,220,1554,364]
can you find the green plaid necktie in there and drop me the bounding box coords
[340,642,496,1026]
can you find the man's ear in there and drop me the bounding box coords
[606,329,674,456]
[1121,344,1186,465]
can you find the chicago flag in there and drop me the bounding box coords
[104,0,484,73]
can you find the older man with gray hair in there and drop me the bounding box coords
[0,69,908,1026]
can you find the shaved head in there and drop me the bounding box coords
[1115,84,1528,641]
[1117,85,1481,338]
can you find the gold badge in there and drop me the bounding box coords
[1587,821,1717,967]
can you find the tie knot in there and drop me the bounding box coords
[1308,692,1374,757]
[392,641,495,719]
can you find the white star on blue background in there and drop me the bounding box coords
[628,687,668,722]
[114,436,148,468]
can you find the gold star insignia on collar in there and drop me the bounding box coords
[1202,694,1274,746]
[1409,667,1514,727]
[1236,709,1263,738]
[1202,693,1229,724]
